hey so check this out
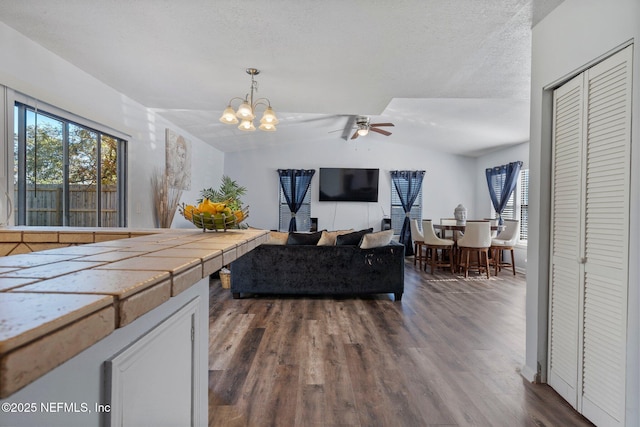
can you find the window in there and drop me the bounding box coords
[519,169,528,241]
[391,183,422,235]
[13,102,127,227]
[278,180,312,231]
[491,168,528,242]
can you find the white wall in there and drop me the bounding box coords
[224,137,477,232]
[0,21,224,228]
[528,1,639,423]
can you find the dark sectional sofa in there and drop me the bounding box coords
[230,240,405,301]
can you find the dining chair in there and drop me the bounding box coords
[484,218,499,238]
[410,219,427,269]
[490,219,520,275]
[422,219,455,274]
[457,220,492,278]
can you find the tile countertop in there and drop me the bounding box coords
[0,227,269,398]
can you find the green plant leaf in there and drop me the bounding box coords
[199,175,246,210]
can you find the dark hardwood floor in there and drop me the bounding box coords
[207,260,594,427]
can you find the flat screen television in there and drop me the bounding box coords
[319,168,379,202]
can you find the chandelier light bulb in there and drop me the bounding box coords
[259,122,276,131]
[357,128,369,136]
[219,106,239,124]
[238,119,256,131]
[236,101,254,120]
[260,106,279,125]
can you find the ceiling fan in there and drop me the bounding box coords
[348,116,395,140]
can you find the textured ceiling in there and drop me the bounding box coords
[0,0,563,156]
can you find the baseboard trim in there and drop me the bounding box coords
[520,364,540,383]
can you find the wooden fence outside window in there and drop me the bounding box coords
[16,184,118,227]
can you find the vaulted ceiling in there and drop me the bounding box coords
[0,0,563,156]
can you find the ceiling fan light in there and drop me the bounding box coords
[260,106,279,125]
[236,101,254,120]
[259,122,276,131]
[357,128,369,136]
[238,119,256,131]
[219,106,239,124]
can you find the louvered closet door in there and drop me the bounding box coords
[548,45,632,427]
[548,73,584,409]
[580,45,632,427]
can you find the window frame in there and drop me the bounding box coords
[12,96,127,227]
[518,169,528,243]
[490,168,528,244]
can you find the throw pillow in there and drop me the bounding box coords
[266,231,289,245]
[335,228,373,246]
[286,231,323,245]
[359,229,394,249]
[317,229,354,246]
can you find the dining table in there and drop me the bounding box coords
[432,222,504,275]
[433,222,503,241]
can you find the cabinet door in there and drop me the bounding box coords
[106,298,200,427]
[548,73,584,409]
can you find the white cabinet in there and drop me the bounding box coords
[0,278,208,427]
[105,297,202,427]
[548,45,632,427]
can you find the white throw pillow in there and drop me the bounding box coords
[317,229,354,246]
[359,229,394,249]
[266,231,289,245]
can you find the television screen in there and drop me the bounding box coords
[319,168,379,202]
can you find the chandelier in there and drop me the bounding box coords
[219,68,279,132]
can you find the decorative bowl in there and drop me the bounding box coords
[179,204,249,232]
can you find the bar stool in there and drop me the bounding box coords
[457,220,492,278]
[410,219,427,269]
[422,219,455,274]
[484,218,499,238]
[491,219,520,275]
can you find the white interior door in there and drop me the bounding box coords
[580,44,632,427]
[548,45,632,427]
[548,73,584,409]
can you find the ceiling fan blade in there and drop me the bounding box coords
[351,130,360,140]
[299,114,354,123]
[370,123,395,127]
[369,127,392,136]
[342,116,357,140]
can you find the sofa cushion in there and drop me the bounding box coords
[335,228,373,246]
[317,229,354,246]
[266,231,289,245]
[286,231,323,245]
[359,229,394,249]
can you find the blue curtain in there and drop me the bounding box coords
[391,170,425,256]
[278,169,315,231]
[485,161,522,225]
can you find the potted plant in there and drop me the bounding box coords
[199,175,247,212]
